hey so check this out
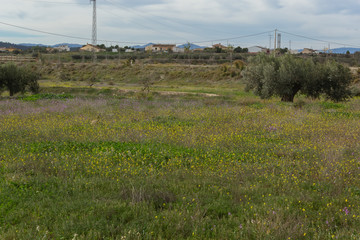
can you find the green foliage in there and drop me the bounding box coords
[233,46,248,53]
[1,97,360,239]
[233,60,246,70]
[0,63,40,96]
[242,54,353,102]
[18,93,74,101]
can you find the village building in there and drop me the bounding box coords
[54,45,70,52]
[212,43,228,50]
[80,44,105,53]
[301,48,317,54]
[0,47,22,53]
[145,44,176,52]
[248,46,269,54]
[173,47,185,53]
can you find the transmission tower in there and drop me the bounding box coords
[90,0,97,45]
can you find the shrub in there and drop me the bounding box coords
[242,54,353,102]
[233,60,246,70]
[0,63,40,96]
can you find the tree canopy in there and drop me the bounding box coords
[0,63,40,96]
[242,54,353,102]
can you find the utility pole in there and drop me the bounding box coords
[91,0,97,45]
[274,29,277,56]
[269,34,272,52]
[90,0,97,62]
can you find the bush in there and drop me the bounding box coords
[0,63,40,96]
[242,54,353,102]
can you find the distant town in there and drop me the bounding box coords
[1,41,360,55]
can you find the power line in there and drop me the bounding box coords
[0,21,90,41]
[102,0,239,37]
[26,0,90,5]
[191,31,273,45]
[100,0,198,43]
[97,7,181,42]
[2,19,360,49]
[278,30,360,48]
[0,20,147,45]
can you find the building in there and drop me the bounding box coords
[54,45,70,52]
[212,43,228,50]
[301,48,317,54]
[248,46,269,54]
[1,48,22,53]
[80,44,105,53]
[173,47,185,53]
[145,44,176,52]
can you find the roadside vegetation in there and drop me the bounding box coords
[1,55,360,239]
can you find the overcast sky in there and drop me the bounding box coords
[1,0,360,49]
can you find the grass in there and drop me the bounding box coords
[1,61,360,239]
[1,92,360,239]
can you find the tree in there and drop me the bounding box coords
[184,42,191,53]
[0,63,40,96]
[242,54,353,102]
[234,46,248,53]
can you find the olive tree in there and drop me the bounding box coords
[0,63,40,96]
[242,54,353,102]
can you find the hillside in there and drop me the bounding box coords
[0,41,30,50]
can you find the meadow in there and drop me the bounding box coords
[1,61,360,239]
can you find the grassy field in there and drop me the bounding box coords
[1,62,360,239]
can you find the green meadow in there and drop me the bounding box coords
[1,62,360,239]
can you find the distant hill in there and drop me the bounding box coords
[131,43,206,50]
[132,43,154,49]
[177,43,206,50]
[301,47,360,54]
[19,43,83,48]
[0,41,30,50]
[330,48,360,54]
[52,43,83,48]
[19,43,49,47]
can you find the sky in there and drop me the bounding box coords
[1,0,360,49]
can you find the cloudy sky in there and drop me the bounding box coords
[1,0,360,49]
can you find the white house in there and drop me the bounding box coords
[173,47,185,53]
[54,45,70,52]
[145,44,176,52]
[248,46,269,53]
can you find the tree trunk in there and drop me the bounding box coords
[281,94,296,102]
[281,84,301,102]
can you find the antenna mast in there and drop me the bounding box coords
[90,0,97,45]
